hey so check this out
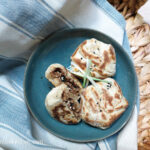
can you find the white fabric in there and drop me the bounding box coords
[117,107,138,150]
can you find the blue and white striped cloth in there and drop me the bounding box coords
[0,0,138,150]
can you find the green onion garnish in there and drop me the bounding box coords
[69,62,111,87]
[83,59,92,88]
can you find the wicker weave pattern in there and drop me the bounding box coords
[108,0,147,19]
[108,1,150,149]
[126,15,150,150]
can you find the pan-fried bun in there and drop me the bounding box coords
[45,84,81,124]
[71,38,116,79]
[80,78,128,129]
[45,63,82,100]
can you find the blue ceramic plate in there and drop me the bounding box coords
[24,29,138,142]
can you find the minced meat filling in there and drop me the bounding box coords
[51,68,80,94]
[51,68,66,78]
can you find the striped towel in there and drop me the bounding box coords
[0,0,138,150]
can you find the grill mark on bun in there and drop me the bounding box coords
[101,112,107,120]
[99,51,110,70]
[72,58,86,70]
[115,93,120,99]
[109,46,116,61]
[102,89,113,106]
[88,98,98,113]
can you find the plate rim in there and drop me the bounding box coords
[24,28,138,142]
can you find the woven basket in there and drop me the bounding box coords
[108,1,150,150]
[108,0,147,19]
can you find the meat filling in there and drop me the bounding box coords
[51,68,80,95]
